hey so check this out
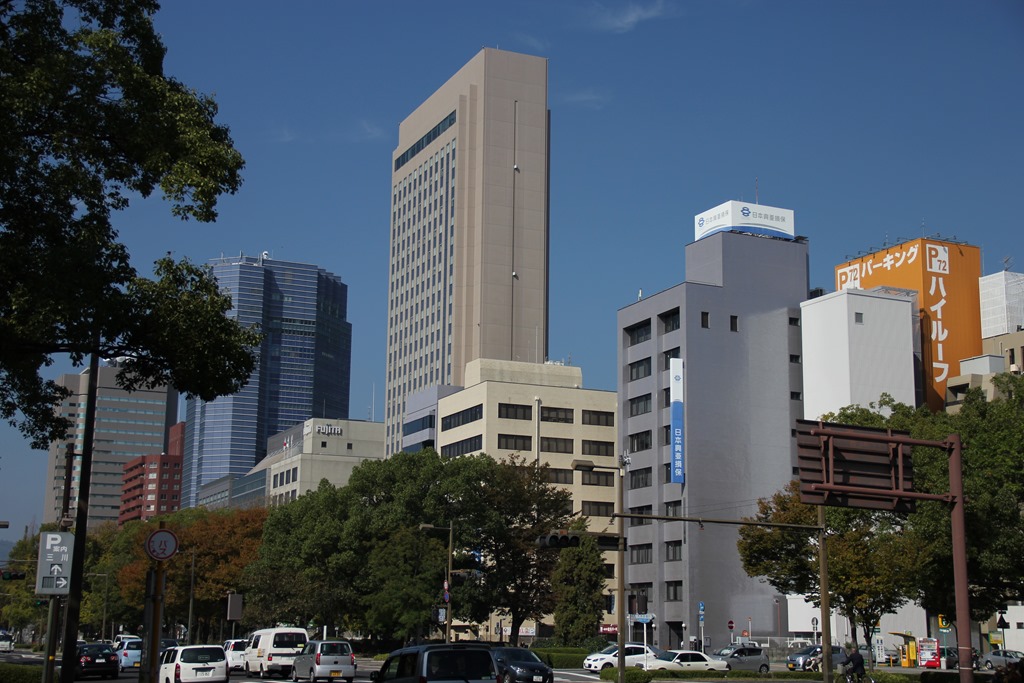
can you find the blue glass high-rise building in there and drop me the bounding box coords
[182,253,352,507]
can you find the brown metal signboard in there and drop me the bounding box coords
[794,419,917,513]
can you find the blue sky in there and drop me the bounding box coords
[2,0,1023,545]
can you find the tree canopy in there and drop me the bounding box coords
[0,0,255,448]
[739,381,1024,636]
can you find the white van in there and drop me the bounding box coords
[243,627,308,678]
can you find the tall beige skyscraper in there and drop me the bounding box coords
[384,48,550,455]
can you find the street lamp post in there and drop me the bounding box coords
[419,523,454,643]
[572,455,629,683]
[186,549,196,644]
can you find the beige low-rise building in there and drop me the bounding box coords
[418,358,621,641]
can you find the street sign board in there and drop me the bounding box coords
[145,529,179,561]
[699,615,704,623]
[635,613,654,624]
[727,620,734,630]
[35,531,74,595]
[699,601,705,614]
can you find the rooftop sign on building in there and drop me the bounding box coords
[694,200,795,242]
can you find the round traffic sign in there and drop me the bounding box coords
[728,620,734,630]
[145,529,179,561]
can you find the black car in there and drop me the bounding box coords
[74,643,120,679]
[492,647,553,683]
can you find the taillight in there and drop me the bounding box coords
[350,653,355,666]
[316,653,321,665]
[268,654,273,661]
[174,663,181,683]
[80,656,91,664]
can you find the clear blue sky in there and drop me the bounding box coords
[2,0,1023,545]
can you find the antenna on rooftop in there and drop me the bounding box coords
[1004,256,1014,272]
[755,177,759,204]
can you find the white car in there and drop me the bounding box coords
[223,639,248,672]
[0,633,15,652]
[159,645,228,683]
[641,650,730,672]
[583,643,667,671]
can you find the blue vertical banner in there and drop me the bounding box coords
[670,358,685,484]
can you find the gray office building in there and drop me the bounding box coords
[43,362,179,528]
[384,48,550,455]
[616,227,808,651]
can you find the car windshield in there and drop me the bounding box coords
[795,646,816,655]
[81,644,114,655]
[713,647,735,657]
[654,651,677,662]
[495,648,541,664]
[597,645,618,655]
[320,642,352,656]
[181,647,226,663]
[126,641,142,651]
[426,650,495,680]
[273,633,307,648]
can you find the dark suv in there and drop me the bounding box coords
[372,644,497,683]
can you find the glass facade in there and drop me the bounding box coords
[182,255,352,507]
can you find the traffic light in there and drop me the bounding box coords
[1,569,27,580]
[36,599,48,606]
[536,530,581,549]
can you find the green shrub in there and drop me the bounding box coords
[0,662,56,683]
[544,653,588,668]
[599,666,654,683]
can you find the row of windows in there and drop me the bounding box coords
[626,309,801,338]
[394,110,456,171]
[441,404,482,430]
[441,435,481,458]
[544,469,615,487]
[272,467,300,489]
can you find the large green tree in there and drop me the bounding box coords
[740,382,1024,638]
[551,523,607,647]
[0,0,256,448]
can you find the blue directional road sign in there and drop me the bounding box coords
[699,601,705,614]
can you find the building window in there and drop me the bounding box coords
[628,430,652,453]
[630,467,652,489]
[626,320,651,346]
[666,580,683,601]
[661,425,671,446]
[540,437,573,454]
[701,311,710,328]
[663,388,670,408]
[582,501,615,517]
[630,505,652,526]
[789,316,800,326]
[541,406,574,423]
[498,434,532,451]
[546,468,573,484]
[582,440,615,457]
[630,544,653,564]
[440,435,482,457]
[791,391,802,400]
[582,470,614,487]
[272,474,278,488]
[602,563,615,579]
[665,500,682,517]
[665,540,683,561]
[663,347,680,370]
[660,308,680,333]
[730,315,739,332]
[441,403,483,430]
[790,354,801,363]
[855,311,864,324]
[628,394,652,417]
[582,410,615,426]
[499,403,533,420]
[629,358,652,381]
[320,441,327,448]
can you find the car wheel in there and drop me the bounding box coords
[601,663,613,670]
[759,664,770,674]
[725,665,732,671]
[291,667,298,682]
[260,665,268,679]
[504,672,516,683]
[309,668,317,683]
[986,661,994,670]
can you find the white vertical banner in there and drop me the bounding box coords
[670,358,685,484]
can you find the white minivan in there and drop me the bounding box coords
[243,628,308,678]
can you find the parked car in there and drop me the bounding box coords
[711,646,770,673]
[640,650,729,672]
[223,639,248,672]
[118,639,143,672]
[583,643,666,671]
[292,640,357,683]
[983,650,1023,670]
[74,642,121,679]
[786,645,845,671]
[370,643,497,683]
[159,645,228,683]
[491,646,554,683]
[159,638,179,657]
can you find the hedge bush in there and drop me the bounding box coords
[599,666,654,683]
[0,662,55,683]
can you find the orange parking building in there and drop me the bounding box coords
[835,238,982,411]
